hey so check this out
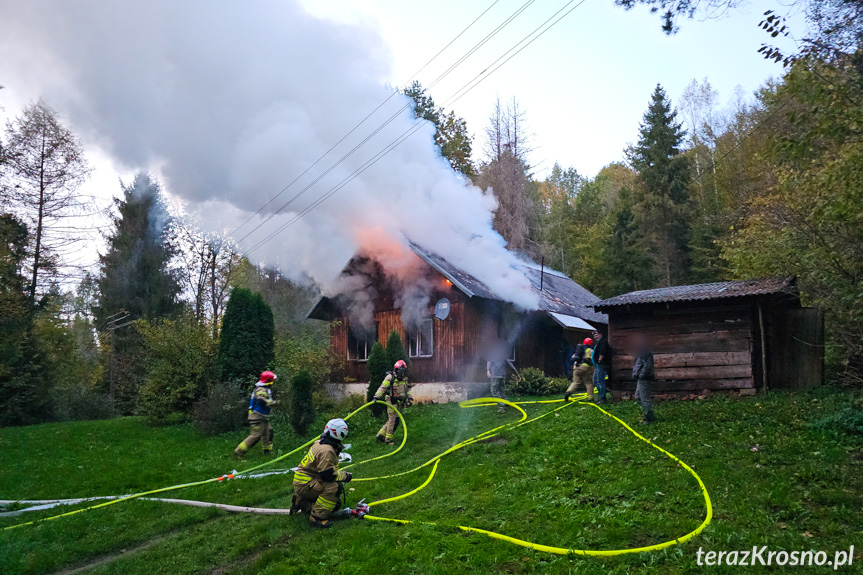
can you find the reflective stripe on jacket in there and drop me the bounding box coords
[248,387,274,418]
[294,439,348,483]
[374,372,411,401]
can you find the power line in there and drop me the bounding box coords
[229,0,507,240]
[245,0,589,254]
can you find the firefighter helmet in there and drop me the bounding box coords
[394,360,407,371]
[324,418,349,441]
[582,338,594,346]
[259,371,277,385]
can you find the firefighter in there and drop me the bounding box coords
[234,371,278,458]
[373,359,412,445]
[564,338,594,401]
[290,418,352,528]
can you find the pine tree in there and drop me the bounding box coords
[366,341,388,417]
[385,330,409,373]
[95,173,181,413]
[218,288,275,384]
[626,85,693,286]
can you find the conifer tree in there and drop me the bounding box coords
[218,288,275,384]
[626,85,693,286]
[95,173,181,412]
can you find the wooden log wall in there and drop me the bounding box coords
[608,303,755,393]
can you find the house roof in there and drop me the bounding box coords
[308,241,607,326]
[592,276,797,310]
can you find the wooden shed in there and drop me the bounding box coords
[592,277,824,395]
[308,241,607,388]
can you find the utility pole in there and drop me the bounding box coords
[104,311,132,410]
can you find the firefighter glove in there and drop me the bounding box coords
[344,472,352,483]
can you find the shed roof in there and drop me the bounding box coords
[592,276,797,310]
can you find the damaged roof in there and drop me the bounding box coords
[308,241,607,326]
[593,276,797,310]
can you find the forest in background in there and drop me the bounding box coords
[1,0,861,427]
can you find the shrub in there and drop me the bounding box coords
[366,341,388,417]
[218,288,275,383]
[507,367,564,396]
[547,377,570,395]
[290,370,316,436]
[138,313,217,422]
[274,328,330,387]
[812,407,863,436]
[53,386,114,422]
[193,381,247,436]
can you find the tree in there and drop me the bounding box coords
[366,341,388,417]
[218,288,275,384]
[96,173,181,322]
[403,81,475,177]
[385,330,409,372]
[171,219,241,337]
[721,57,863,381]
[2,100,91,302]
[290,370,316,437]
[0,213,38,425]
[95,173,181,412]
[137,313,217,421]
[626,84,693,286]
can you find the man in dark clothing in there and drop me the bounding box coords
[632,335,656,423]
[487,359,512,413]
[591,330,612,404]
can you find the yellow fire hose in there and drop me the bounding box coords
[360,397,713,556]
[2,395,712,559]
[1,400,407,531]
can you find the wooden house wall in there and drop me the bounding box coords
[609,302,756,393]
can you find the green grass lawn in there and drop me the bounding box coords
[1,389,862,574]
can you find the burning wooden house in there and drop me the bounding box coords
[592,276,824,396]
[307,241,607,401]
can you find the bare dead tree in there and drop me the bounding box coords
[171,217,241,336]
[2,100,91,302]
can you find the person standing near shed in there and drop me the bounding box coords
[564,337,594,401]
[487,357,515,414]
[234,371,278,458]
[373,360,412,445]
[632,335,656,423]
[591,330,612,404]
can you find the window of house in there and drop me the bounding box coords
[347,326,377,362]
[409,319,434,358]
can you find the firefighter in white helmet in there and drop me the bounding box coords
[373,359,412,445]
[290,418,353,528]
[234,371,278,458]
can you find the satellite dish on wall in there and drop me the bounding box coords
[434,298,451,321]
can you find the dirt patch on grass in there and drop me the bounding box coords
[478,437,509,445]
[52,531,175,575]
[210,534,293,575]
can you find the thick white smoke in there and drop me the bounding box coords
[0,0,539,310]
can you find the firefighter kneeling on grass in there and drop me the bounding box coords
[234,371,278,458]
[290,418,352,528]
[374,359,412,445]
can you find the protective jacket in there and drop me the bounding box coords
[632,351,655,380]
[248,386,275,421]
[374,372,411,402]
[294,436,349,484]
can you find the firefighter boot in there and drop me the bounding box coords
[309,515,334,529]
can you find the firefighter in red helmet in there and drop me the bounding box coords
[373,359,412,445]
[234,371,278,458]
[564,338,595,401]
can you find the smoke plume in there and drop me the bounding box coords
[0,0,539,311]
